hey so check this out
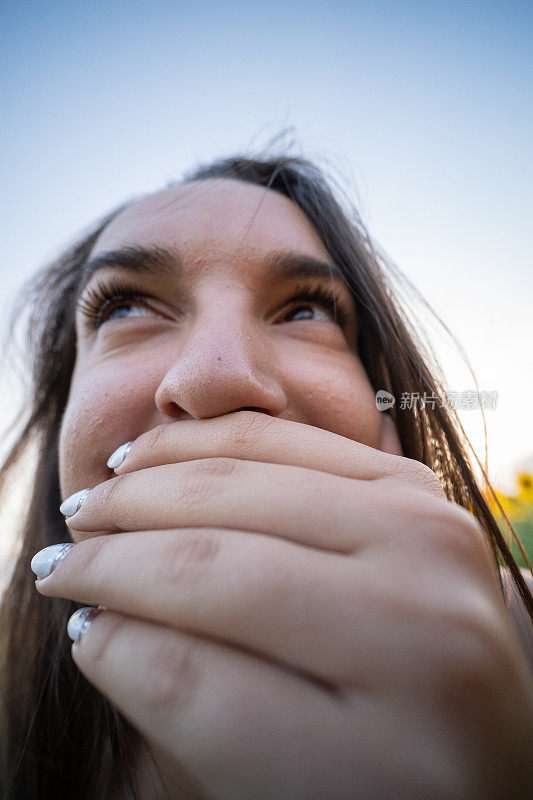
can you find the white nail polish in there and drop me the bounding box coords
[107,441,133,470]
[67,607,101,643]
[31,543,73,578]
[60,488,91,517]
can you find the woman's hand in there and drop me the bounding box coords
[33,411,533,799]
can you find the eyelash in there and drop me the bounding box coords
[76,277,352,331]
[283,284,350,328]
[76,278,151,330]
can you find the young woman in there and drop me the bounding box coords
[1,153,532,800]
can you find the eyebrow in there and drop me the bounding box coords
[76,245,347,300]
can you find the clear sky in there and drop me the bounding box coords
[1,0,532,493]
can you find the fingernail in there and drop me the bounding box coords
[67,607,101,643]
[60,488,91,517]
[31,543,73,579]
[107,441,133,470]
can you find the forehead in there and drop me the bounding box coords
[91,178,331,264]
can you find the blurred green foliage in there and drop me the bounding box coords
[486,472,533,570]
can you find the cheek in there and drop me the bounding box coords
[58,361,160,497]
[286,354,383,447]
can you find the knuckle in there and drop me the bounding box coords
[97,472,130,511]
[179,457,239,510]
[424,505,499,590]
[158,529,221,586]
[400,459,445,498]
[434,601,511,702]
[227,409,276,448]
[374,480,436,535]
[143,423,168,454]
[429,502,493,566]
[74,534,109,578]
[379,485,493,573]
[143,637,200,715]
[185,456,239,478]
[450,505,487,550]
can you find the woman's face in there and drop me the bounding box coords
[59,178,402,526]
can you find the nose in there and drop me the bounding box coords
[154,308,288,420]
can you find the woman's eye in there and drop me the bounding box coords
[105,302,156,322]
[76,281,163,330]
[280,287,349,329]
[78,281,351,332]
[284,304,333,323]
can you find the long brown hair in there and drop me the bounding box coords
[1,150,531,799]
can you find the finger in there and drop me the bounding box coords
[109,410,444,498]
[38,528,364,684]
[64,457,442,551]
[69,609,360,800]
[36,528,465,687]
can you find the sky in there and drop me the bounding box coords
[1,0,532,502]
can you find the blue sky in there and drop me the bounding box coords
[1,0,532,490]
